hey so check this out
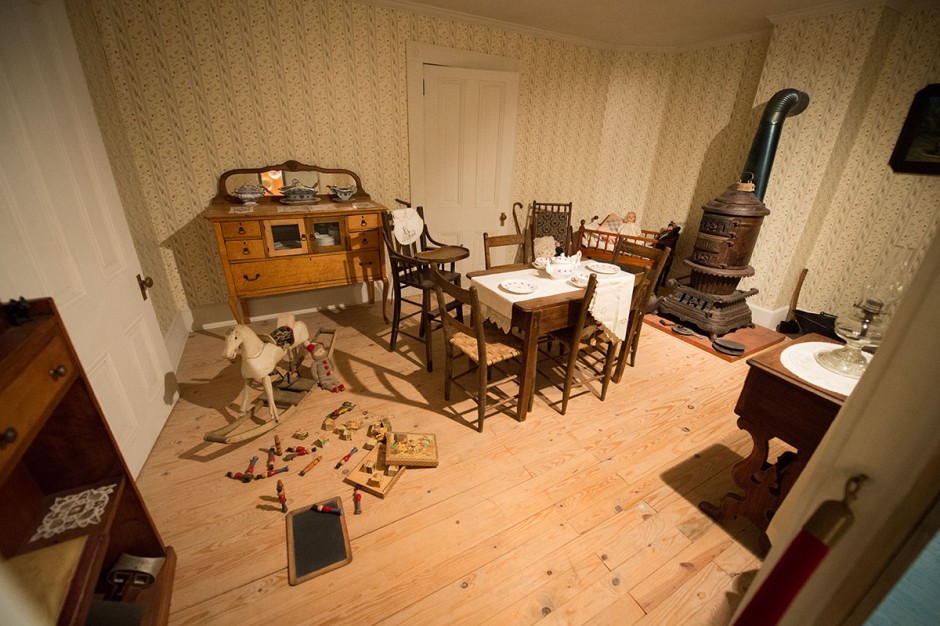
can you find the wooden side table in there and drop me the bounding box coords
[699,333,846,553]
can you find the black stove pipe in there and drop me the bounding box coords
[741,88,810,200]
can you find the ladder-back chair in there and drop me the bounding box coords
[610,238,672,379]
[483,228,528,269]
[432,270,523,432]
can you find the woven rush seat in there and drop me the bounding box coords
[449,325,523,366]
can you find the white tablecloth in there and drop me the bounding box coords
[470,262,635,342]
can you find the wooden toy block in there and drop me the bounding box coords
[344,418,363,431]
[322,417,334,431]
[340,428,352,441]
[363,459,375,474]
[292,430,309,440]
[316,435,330,447]
[387,464,400,477]
[343,444,406,499]
[363,437,377,450]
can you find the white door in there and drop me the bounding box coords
[420,65,519,273]
[0,0,175,476]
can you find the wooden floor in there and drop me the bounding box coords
[137,303,792,625]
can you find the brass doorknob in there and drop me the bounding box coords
[137,274,154,301]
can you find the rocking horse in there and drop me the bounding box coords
[204,314,311,444]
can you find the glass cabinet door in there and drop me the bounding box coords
[264,218,308,257]
[309,217,347,253]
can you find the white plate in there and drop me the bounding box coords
[499,280,537,294]
[587,261,620,274]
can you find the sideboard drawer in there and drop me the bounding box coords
[225,239,266,260]
[221,221,262,239]
[233,251,382,293]
[347,214,379,231]
[0,326,76,466]
[349,230,380,251]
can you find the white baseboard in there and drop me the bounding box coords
[750,303,790,331]
[164,307,193,371]
[186,284,381,331]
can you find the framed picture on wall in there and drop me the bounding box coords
[889,83,940,175]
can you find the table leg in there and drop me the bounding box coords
[699,418,799,554]
[516,310,541,422]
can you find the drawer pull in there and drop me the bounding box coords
[0,427,16,448]
[238,226,246,235]
[360,238,369,246]
[243,273,261,282]
[49,364,68,380]
[359,261,373,267]
[242,246,251,255]
[360,218,367,227]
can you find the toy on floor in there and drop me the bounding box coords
[205,322,347,444]
[277,479,287,513]
[306,328,345,392]
[205,314,311,444]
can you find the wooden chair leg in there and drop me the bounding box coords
[443,343,453,400]
[477,362,488,432]
[613,336,630,383]
[561,339,580,416]
[628,316,645,367]
[421,290,434,372]
[600,341,618,401]
[389,287,403,351]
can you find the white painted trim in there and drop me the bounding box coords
[768,0,906,24]
[368,0,889,53]
[368,0,618,50]
[164,306,193,372]
[186,283,382,330]
[749,302,790,331]
[406,42,521,211]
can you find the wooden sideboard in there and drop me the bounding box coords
[0,298,175,624]
[206,161,388,323]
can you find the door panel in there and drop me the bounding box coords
[0,0,175,477]
[421,65,519,274]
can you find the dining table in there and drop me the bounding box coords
[467,260,635,422]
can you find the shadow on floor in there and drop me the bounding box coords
[659,443,764,558]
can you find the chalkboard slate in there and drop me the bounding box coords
[286,496,351,585]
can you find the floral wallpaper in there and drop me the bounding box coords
[66,0,940,332]
[800,5,940,314]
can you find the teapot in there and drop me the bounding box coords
[544,252,581,279]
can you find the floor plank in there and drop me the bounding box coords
[135,303,783,623]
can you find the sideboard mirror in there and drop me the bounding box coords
[213,160,369,204]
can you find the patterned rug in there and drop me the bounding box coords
[644,313,787,362]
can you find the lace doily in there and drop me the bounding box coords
[30,484,116,542]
